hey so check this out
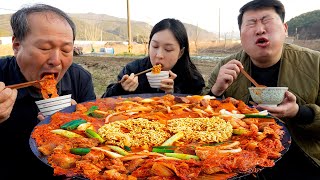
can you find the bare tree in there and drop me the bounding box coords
[224,32,227,49]
[142,36,148,55]
[134,34,148,55]
[85,24,102,41]
[77,23,102,41]
[194,24,200,55]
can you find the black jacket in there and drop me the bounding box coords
[102,57,205,97]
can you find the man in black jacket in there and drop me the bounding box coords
[0,4,96,179]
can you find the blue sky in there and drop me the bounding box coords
[1,0,319,34]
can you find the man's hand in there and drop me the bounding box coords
[160,70,177,94]
[258,91,299,119]
[120,73,139,92]
[0,82,18,123]
[211,60,243,96]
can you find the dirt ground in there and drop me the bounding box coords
[73,55,219,97]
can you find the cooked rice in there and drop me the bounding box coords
[167,117,233,143]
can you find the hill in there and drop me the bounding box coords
[0,13,216,41]
[287,10,320,40]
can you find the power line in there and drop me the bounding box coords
[0,8,17,12]
[0,8,16,11]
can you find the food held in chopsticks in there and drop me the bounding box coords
[118,65,162,83]
[39,74,58,99]
[151,64,162,74]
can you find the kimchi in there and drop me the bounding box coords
[151,64,162,74]
[31,95,287,180]
[39,74,59,99]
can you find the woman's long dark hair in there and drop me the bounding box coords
[148,18,204,85]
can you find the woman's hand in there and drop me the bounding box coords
[0,82,18,123]
[211,60,243,96]
[160,70,177,93]
[120,73,139,92]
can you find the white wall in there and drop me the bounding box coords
[74,40,127,46]
[0,37,12,45]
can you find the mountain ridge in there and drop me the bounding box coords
[0,13,217,42]
[1,10,319,41]
[286,10,320,39]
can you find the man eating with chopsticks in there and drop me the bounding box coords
[0,4,96,179]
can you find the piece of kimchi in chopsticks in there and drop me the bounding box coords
[31,95,287,180]
[151,64,162,74]
[39,74,59,99]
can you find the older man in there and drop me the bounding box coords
[0,4,96,179]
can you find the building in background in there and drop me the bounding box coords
[0,37,12,45]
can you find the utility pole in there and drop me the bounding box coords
[218,8,221,43]
[127,0,132,53]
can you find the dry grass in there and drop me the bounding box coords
[0,44,13,55]
[76,40,243,56]
[292,39,320,51]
